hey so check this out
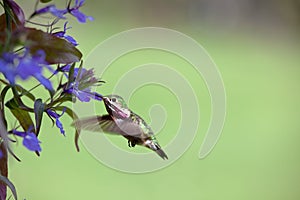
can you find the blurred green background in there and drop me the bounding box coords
[7,0,300,199]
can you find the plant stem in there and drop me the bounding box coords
[0,141,8,200]
[19,73,56,98]
[0,113,8,200]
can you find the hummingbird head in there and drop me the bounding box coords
[103,95,131,119]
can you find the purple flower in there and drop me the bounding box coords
[67,83,102,102]
[46,108,66,135]
[68,0,94,23]
[63,67,103,102]
[34,5,67,19]
[53,22,78,46]
[33,0,93,23]
[60,64,84,77]
[0,50,54,91]
[13,129,41,152]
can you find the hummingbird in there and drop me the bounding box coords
[73,95,168,160]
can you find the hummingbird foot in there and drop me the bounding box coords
[127,140,136,148]
[128,140,131,147]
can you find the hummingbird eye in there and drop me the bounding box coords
[111,98,116,102]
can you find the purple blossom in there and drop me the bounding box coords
[53,22,78,46]
[34,5,67,19]
[33,0,93,23]
[13,129,41,152]
[0,50,54,91]
[68,0,94,23]
[67,83,102,102]
[63,67,103,102]
[60,64,84,77]
[46,108,66,135]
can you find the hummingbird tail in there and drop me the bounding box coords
[145,140,168,160]
[155,148,168,160]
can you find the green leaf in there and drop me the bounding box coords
[0,175,17,200]
[0,86,10,107]
[15,85,35,101]
[34,99,45,136]
[15,28,82,64]
[68,62,76,84]
[40,0,52,3]
[56,106,81,152]
[10,87,34,113]
[76,61,84,79]
[0,86,10,129]
[57,94,73,104]
[5,99,35,132]
[7,147,21,162]
[48,94,73,108]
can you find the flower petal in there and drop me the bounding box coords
[64,35,78,46]
[35,5,67,19]
[55,119,65,135]
[34,74,54,91]
[0,63,16,85]
[46,109,59,118]
[70,9,88,23]
[23,133,41,152]
[74,90,91,102]
[46,109,66,135]
[91,92,103,101]
[12,130,26,137]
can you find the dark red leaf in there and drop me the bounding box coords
[5,0,25,25]
[15,28,82,64]
[0,0,25,42]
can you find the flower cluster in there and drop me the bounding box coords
[62,65,104,102]
[0,0,102,199]
[0,50,53,90]
[33,0,94,23]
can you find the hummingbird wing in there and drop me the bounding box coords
[113,118,148,138]
[73,115,123,135]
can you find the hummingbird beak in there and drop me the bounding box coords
[102,96,109,102]
[102,96,112,108]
